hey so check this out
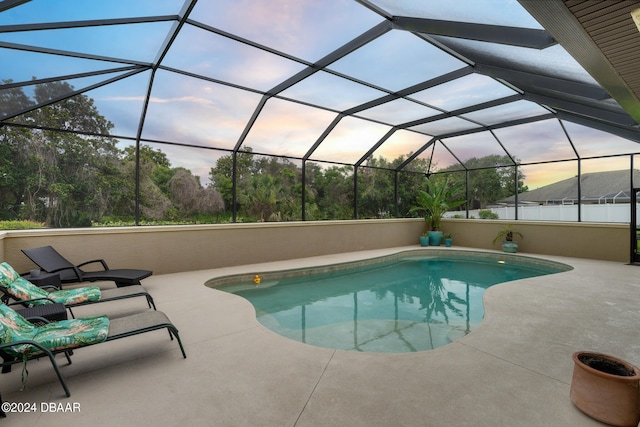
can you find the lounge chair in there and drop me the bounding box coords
[22,245,152,287]
[0,262,156,318]
[0,303,186,397]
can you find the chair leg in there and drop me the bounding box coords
[0,342,70,397]
[44,351,70,397]
[167,326,187,359]
[146,294,157,310]
[0,350,14,373]
[64,350,73,365]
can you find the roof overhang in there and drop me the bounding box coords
[519,0,640,126]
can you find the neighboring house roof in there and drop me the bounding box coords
[498,169,640,205]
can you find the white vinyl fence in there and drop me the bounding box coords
[449,203,636,223]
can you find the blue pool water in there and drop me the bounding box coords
[211,251,571,353]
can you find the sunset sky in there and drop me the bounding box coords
[2,0,639,188]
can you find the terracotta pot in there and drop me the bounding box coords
[570,351,640,427]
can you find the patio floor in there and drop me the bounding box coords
[2,246,639,426]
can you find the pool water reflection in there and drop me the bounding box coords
[212,252,571,353]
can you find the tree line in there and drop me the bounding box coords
[1,80,525,227]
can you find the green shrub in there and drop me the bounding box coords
[0,220,46,230]
[478,209,499,219]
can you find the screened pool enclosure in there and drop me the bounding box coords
[2,0,640,227]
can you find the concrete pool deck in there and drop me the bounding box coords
[1,246,639,426]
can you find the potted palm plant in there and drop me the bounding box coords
[493,224,523,253]
[411,177,465,246]
[444,233,453,247]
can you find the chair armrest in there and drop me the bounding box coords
[0,339,55,356]
[0,339,71,397]
[76,259,109,270]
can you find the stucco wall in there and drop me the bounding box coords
[0,219,631,275]
[440,219,630,262]
[0,219,424,275]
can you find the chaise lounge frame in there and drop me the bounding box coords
[0,282,157,318]
[22,246,152,287]
[0,310,186,397]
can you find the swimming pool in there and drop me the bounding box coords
[208,250,572,353]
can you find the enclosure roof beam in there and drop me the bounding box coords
[393,16,556,49]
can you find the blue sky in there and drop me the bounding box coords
[1,0,638,188]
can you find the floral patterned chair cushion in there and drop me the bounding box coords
[0,262,20,287]
[0,303,109,357]
[0,262,101,306]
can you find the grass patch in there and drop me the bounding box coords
[0,220,46,230]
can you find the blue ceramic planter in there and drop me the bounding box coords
[502,241,518,253]
[428,231,443,246]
